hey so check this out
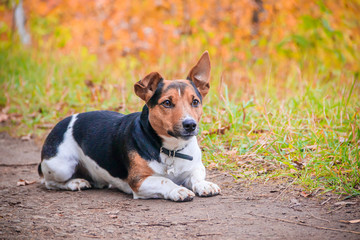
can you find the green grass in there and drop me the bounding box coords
[1,44,359,197]
[201,79,360,197]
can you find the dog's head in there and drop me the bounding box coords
[134,51,210,140]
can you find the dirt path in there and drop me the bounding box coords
[0,132,359,239]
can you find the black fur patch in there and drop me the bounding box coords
[41,116,71,160]
[135,105,162,161]
[147,79,164,108]
[187,80,203,103]
[51,107,163,180]
[164,82,188,95]
[71,111,130,178]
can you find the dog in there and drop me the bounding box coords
[38,51,221,202]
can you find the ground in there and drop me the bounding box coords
[0,132,359,240]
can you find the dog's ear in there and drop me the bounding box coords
[187,51,211,98]
[134,72,163,102]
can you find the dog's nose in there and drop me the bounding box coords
[182,119,197,132]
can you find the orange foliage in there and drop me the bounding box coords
[24,0,276,60]
[1,0,359,69]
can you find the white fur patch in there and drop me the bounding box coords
[147,135,221,199]
[160,135,190,151]
[41,114,79,184]
[149,136,202,184]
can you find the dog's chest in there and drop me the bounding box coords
[149,155,192,180]
[148,142,201,184]
[149,149,201,184]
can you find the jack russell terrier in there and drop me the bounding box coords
[38,51,221,202]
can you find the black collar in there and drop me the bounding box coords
[160,147,193,161]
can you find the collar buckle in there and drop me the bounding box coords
[160,146,193,161]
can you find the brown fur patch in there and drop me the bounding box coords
[126,152,154,192]
[187,51,211,97]
[148,80,203,138]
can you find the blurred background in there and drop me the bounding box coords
[0,0,359,195]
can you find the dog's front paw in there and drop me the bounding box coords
[193,181,221,197]
[168,187,195,202]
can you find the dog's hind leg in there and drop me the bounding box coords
[40,114,91,191]
[41,156,91,191]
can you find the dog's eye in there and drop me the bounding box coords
[161,100,173,108]
[192,99,200,107]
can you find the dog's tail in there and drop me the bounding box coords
[38,163,43,177]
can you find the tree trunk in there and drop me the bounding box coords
[14,0,31,45]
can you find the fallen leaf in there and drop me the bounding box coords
[334,201,357,206]
[20,134,32,141]
[349,219,360,224]
[339,219,360,224]
[201,130,209,135]
[207,163,217,169]
[205,125,231,136]
[300,191,312,198]
[17,179,37,186]
[17,180,26,186]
